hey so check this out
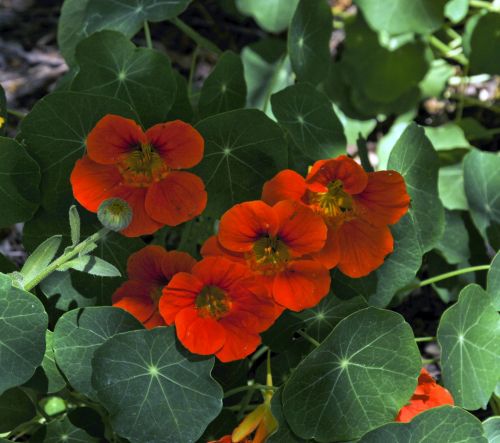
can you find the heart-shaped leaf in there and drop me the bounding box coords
[468,12,500,75]
[438,284,500,409]
[53,307,143,400]
[72,31,176,127]
[0,387,36,433]
[236,0,299,33]
[282,308,421,442]
[487,251,500,310]
[92,327,223,443]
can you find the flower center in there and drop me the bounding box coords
[149,286,163,305]
[310,180,353,225]
[248,235,290,275]
[118,143,170,187]
[195,285,231,319]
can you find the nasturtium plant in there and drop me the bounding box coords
[1,0,500,441]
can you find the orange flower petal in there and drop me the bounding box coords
[127,245,170,284]
[215,322,261,362]
[161,250,197,279]
[191,256,252,292]
[218,201,279,253]
[200,236,246,264]
[175,307,226,355]
[160,272,204,324]
[336,219,394,278]
[354,170,410,227]
[273,200,327,256]
[112,281,155,324]
[114,186,163,237]
[313,227,341,270]
[273,260,330,311]
[306,155,368,195]
[262,169,306,205]
[145,171,207,226]
[86,114,145,165]
[70,156,122,212]
[143,311,166,329]
[145,120,204,169]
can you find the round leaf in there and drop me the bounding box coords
[0,273,47,394]
[39,416,98,443]
[194,109,287,216]
[487,251,500,310]
[353,0,447,35]
[198,51,247,118]
[72,30,176,128]
[483,417,500,443]
[282,308,421,442]
[436,210,470,265]
[42,330,67,393]
[359,406,487,443]
[0,137,41,227]
[236,0,299,33]
[268,390,309,443]
[288,0,331,84]
[20,92,137,213]
[53,307,143,400]
[92,327,223,443]
[469,13,500,75]
[0,387,36,433]
[437,284,500,409]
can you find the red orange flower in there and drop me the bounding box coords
[395,368,454,422]
[159,256,277,362]
[71,114,207,237]
[262,155,410,277]
[201,200,330,312]
[112,245,196,329]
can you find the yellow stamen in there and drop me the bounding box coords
[310,179,353,225]
[118,143,169,187]
[195,285,231,319]
[249,236,289,275]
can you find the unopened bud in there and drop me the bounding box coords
[97,198,132,232]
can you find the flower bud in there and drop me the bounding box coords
[97,198,132,232]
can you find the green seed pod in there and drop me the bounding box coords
[97,198,133,232]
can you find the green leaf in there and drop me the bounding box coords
[69,206,81,246]
[0,387,36,433]
[359,406,486,443]
[282,308,421,442]
[199,51,247,119]
[41,416,98,443]
[463,150,500,240]
[236,0,299,32]
[483,417,500,443]
[58,0,192,65]
[388,123,445,253]
[425,123,472,162]
[0,137,41,227]
[20,235,62,285]
[194,109,287,216]
[445,0,469,23]
[469,12,500,75]
[487,251,500,310]
[353,0,447,35]
[288,0,331,84]
[0,84,6,135]
[242,39,293,116]
[0,254,16,273]
[0,273,47,394]
[436,210,470,265]
[41,330,67,393]
[419,59,455,98]
[71,31,176,128]
[20,92,137,213]
[439,161,468,211]
[271,83,346,171]
[40,270,96,311]
[166,71,193,122]
[58,255,121,277]
[92,327,223,443]
[437,284,500,409]
[53,306,143,400]
[268,390,309,443]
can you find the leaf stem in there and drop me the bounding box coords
[469,0,500,11]
[224,384,276,398]
[7,109,27,119]
[23,228,110,292]
[357,134,374,173]
[415,336,436,343]
[428,35,468,65]
[188,46,200,98]
[262,55,286,114]
[143,20,153,49]
[297,329,321,347]
[403,265,490,293]
[170,17,222,55]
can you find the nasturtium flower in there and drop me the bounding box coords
[112,245,196,329]
[395,368,454,423]
[202,200,330,312]
[262,155,410,277]
[159,256,277,362]
[71,114,207,237]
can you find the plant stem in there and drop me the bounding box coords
[422,358,438,365]
[224,384,276,398]
[250,345,269,365]
[404,265,490,293]
[237,381,256,420]
[297,329,321,347]
[23,228,109,292]
[262,55,286,114]
[449,94,500,113]
[170,17,222,55]
[7,109,27,119]
[456,64,469,121]
[415,336,436,343]
[143,20,153,49]
[357,134,374,173]
[188,46,199,98]
[469,0,499,11]
[428,35,468,65]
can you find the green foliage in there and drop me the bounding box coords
[468,12,500,75]
[0,84,6,136]
[236,0,299,33]
[92,327,223,443]
[487,251,500,310]
[483,417,500,443]
[438,284,500,409]
[0,388,36,433]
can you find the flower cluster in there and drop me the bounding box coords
[72,116,411,362]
